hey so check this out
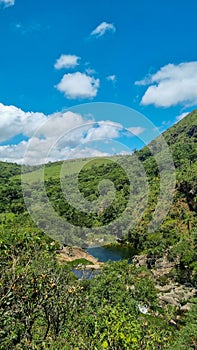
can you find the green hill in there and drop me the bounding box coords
[0,110,197,242]
[2,110,196,245]
[0,110,196,349]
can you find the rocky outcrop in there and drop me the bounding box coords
[158,285,196,309]
[133,253,197,311]
[57,245,101,266]
[132,254,147,267]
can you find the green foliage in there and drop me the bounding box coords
[168,231,197,286]
[0,110,197,348]
[167,302,197,350]
[0,220,176,349]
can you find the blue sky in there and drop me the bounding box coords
[0,0,197,163]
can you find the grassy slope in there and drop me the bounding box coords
[13,157,116,184]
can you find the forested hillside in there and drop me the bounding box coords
[0,110,196,349]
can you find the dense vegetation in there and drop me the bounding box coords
[0,110,197,349]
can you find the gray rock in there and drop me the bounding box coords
[156,284,173,292]
[159,295,179,307]
[180,303,192,312]
[132,254,147,267]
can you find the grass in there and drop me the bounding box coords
[13,157,115,183]
[64,258,94,267]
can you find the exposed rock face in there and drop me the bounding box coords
[57,245,101,266]
[159,295,180,307]
[133,253,197,310]
[132,254,147,267]
[180,303,193,312]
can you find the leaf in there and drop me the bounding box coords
[102,340,109,348]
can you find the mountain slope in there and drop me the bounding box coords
[0,110,196,242]
[0,110,197,350]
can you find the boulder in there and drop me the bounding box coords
[132,254,147,267]
[156,284,173,292]
[159,294,179,307]
[180,303,192,312]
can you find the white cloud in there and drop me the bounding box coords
[0,103,88,143]
[56,72,100,99]
[68,147,110,160]
[54,54,80,69]
[0,103,46,142]
[0,134,110,165]
[0,103,91,163]
[106,75,117,83]
[127,127,145,136]
[136,62,197,107]
[0,141,28,164]
[0,102,142,164]
[0,103,118,164]
[85,68,97,75]
[106,75,116,81]
[175,112,189,122]
[83,121,122,143]
[90,21,116,38]
[0,0,14,7]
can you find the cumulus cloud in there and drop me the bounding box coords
[0,141,27,164]
[67,147,110,161]
[54,54,80,69]
[85,68,97,75]
[0,0,14,7]
[56,72,100,99]
[0,103,46,143]
[0,103,125,164]
[0,102,145,164]
[90,21,116,38]
[0,104,89,144]
[0,103,89,143]
[136,62,197,107]
[83,121,122,143]
[0,128,111,165]
[0,103,90,163]
[127,127,145,136]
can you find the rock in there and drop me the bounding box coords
[169,319,177,327]
[85,264,102,270]
[151,267,173,278]
[159,295,179,307]
[180,303,192,312]
[173,288,186,300]
[132,254,147,267]
[173,287,196,301]
[132,252,197,310]
[156,284,173,292]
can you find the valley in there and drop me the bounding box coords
[0,110,196,349]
